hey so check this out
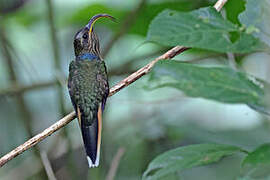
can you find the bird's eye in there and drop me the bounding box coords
[82,33,88,39]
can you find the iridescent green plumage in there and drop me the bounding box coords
[68,58,108,125]
[68,14,114,168]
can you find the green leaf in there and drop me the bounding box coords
[147,7,267,53]
[242,144,270,167]
[239,0,270,47]
[239,144,270,179]
[143,143,245,180]
[146,61,270,114]
[225,0,246,25]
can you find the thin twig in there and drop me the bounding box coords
[106,148,125,180]
[41,152,57,180]
[214,0,228,12]
[0,0,227,167]
[227,52,237,70]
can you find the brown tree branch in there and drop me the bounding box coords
[0,0,227,167]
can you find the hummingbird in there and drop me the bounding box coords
[68,14,114,168]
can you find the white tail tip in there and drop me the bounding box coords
[87,156,99,168]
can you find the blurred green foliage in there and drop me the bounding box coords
[240,144,270,179]
[0,0,270,180]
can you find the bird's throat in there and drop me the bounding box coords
[77,53,98,61]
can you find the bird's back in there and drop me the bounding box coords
[68,59,108,125]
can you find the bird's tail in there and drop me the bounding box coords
[77,105,102,168]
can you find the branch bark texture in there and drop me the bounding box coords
[0,0,227,167]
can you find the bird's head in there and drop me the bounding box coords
[73,14,115,58]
